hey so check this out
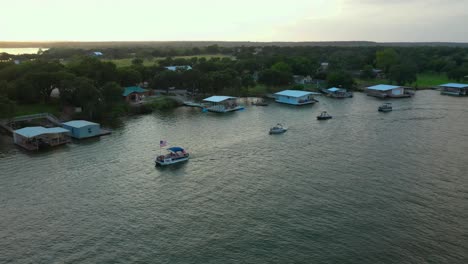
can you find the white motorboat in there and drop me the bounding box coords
[269,123,288,134]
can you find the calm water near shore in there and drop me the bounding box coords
[1,90,467,263]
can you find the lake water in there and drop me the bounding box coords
[1,91,467,263]
[0,48,49,55]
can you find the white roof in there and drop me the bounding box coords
[14,126,70,138]
[367,84,402,91]
[62,120,99,128]
[439,83,468,88]
[275,90,320,98]
[328,87,341,92]
[203,96,236,103]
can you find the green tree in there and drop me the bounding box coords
[326,71,355,89]
[447,64,468,81]
[101,82,123,103]
[132,58,144,66]
[360,65,375,79]
[376,48,399,74]
[0,95,15,118]
[388,63,417,85]
[271,61,292,73]
[118,67,142,87]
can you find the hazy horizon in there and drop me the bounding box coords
[2,0,468,42]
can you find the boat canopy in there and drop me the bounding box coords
[14,126,70,138]
[168,147,185,152]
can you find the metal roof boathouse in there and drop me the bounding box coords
[13,127,71,151]
[274,90,320,105]
[439,83,468,96]
[62,120,103,139]
[202,96,244,113]
[365,84,413,98]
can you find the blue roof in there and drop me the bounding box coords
[123,86,148,97]
[328,87,341,92]
[168,147,185,152]
[367,84,402,91]
[165,65,192,71]
[14,126,70,138]
[203,96,236,103]
[439,83,468,88]
[62,120,99,128]
[275,90,320,97]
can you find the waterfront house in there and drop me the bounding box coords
[202,96,243,113]
[293,75,313,85]
[62,120,101,139]
[123,86,149,102]
[165,65,192,71]
[274,90,320,105]
[439,83,468,96]
[13,126,70,151]
[365,84,411,98]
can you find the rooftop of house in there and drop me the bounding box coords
[165,65,193,71]
[62,120,99,128]
[439,83,468,88]
[275,90,320,98]
[123,86,148,97]
[203,96,236,103]
[367,84,402,91]
[14,127,70,138]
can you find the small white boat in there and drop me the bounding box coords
[378,103,393,112]
[155,147,190,166]
[269,123,287,134]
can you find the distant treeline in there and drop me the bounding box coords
[2,41,468,49]
[1,45,468,119]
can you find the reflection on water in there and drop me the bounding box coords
[0,91,467,263]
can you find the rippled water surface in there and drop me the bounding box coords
[1,91,467,263]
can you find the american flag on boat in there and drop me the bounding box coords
[160,140,167,147]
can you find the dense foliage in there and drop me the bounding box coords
[1,45,468,119]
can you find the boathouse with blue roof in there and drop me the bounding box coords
[274,90,320,105]
[439,83,468,96]
[202,95,244,113]
[62,120,101,139]
[366,84,411,98]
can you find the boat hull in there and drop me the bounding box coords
[155,156,189,166]
[317,116,332,120]
[269,129,287,134]
[378,108,392,112]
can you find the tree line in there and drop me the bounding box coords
[1,45,468,119]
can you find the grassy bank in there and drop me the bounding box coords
[105,54,233,68]
[357,72,456,90]
[412,73,453,88]
[14,103,61,117]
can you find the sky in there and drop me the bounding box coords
[2,0,468,42]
